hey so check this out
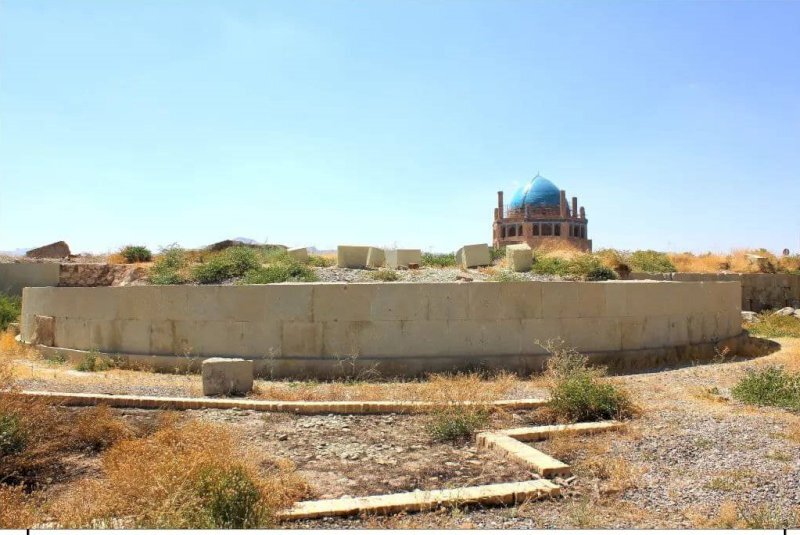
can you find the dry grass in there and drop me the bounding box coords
[254,371,523,403]
[0,485,38,528]
[72,405,135,451]
[697,500,800,529]
[55,418,308,528]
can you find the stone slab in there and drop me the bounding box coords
[385,249,423,269]
[278,479,560,520]
[477,432,571,477]
[201,357,254,396]
[456,243,492,268]
[337,246,371,268]
[287,247,309,262]
[506,244,533,272]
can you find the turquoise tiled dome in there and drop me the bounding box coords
[509,175,560,209]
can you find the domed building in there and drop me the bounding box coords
[492,174,591,252]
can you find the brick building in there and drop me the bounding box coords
[492,174,591,252]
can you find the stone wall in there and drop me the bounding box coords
[0,263,61,296]
[58,264,147,288]
[630,272,800,312]
[21,281,743,378]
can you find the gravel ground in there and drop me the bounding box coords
[8,338,800,528]
[312,265,566,283]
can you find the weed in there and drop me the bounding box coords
[530,255,570,276]
[489,270,525,282]
[241,261,317,284]
[489,246,505,262]
[541,340,637,422]
[426,407,489,442]
[193,247,265,284]
[584,265,617,281]
[731,365,800,410]
[627,250,676,272]
[76,351,112,372]
[422,252,456,268]
[745,313,800,338]
[0,292,21,331]
[0,413,27,456]
[765,450,792,462]
[307,254,334,267]
[370,269,399,282]
[149,244,188,285]
[119,245,152,263]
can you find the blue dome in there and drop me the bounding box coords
[509,175,561,209]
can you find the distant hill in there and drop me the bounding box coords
[232,237,260,245]
[0,248,29,257]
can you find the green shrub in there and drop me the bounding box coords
[370,269,399,282]
[120,245,152,263]
[731,366,800,410]
[192,256,231,284]
[76,351,112,372]
[585,265,617,281]
[744,314,800,338]
[191,465,267,528]
[240,262,317,284]
[530,256,570,276]
[0,293,21,331]
[426,407,489,442]
[149,245,188,285]
[192,247,261,284]
[307,255,334,268]
[543,341,636,422]
[627,250,676,273]
[422,252,456,268]
[549,370,636,422]
[0,413,26,456]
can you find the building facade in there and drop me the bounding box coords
[492,174,592,252]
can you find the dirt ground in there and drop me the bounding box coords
[7,337,800,528]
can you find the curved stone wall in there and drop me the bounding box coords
[21,281,743,378]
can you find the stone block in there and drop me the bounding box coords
[25,240,71,259]
[456,244,491,268]
[366,247,385,268]
[287,247,309,262]
[506,244,532,272]
[336,245,371,268]
[385,249,422,269]
[201,357,254,396]
[31,315,55,346]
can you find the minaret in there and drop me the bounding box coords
[497,191,504,220]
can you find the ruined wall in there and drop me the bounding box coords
[58,264,147,288]
[21,281,742,377]
[0,263,61,296]
[629,272,800,312]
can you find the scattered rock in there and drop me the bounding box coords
[278,434,289,441]
[741,311,759,323]
[773,307,796,316]
[456,274,474,282]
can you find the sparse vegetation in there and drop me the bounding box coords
[370,269,399,282]
[422,252,457,268]
[0,292,21,331]
[426,408,489,442]
[627,250,676,273]
[58,420,307,528]
[488,270,525,282]
[76,351,112,372]
[307,254,334,267]
[529,253,617,281]
[744,313,800,338]
[240,261,317,284]
[542,341,636,422]
[731,366,800,411]
[119,245,152,263]
[148,244,188,285]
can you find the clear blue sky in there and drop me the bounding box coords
[2,0,799,255]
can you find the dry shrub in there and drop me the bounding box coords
[418,372,516,442]
[0,393,72,488]
[578,456,640,495]
[57,418,308,528]
[72,405,134,451]
[0,484,38,528]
